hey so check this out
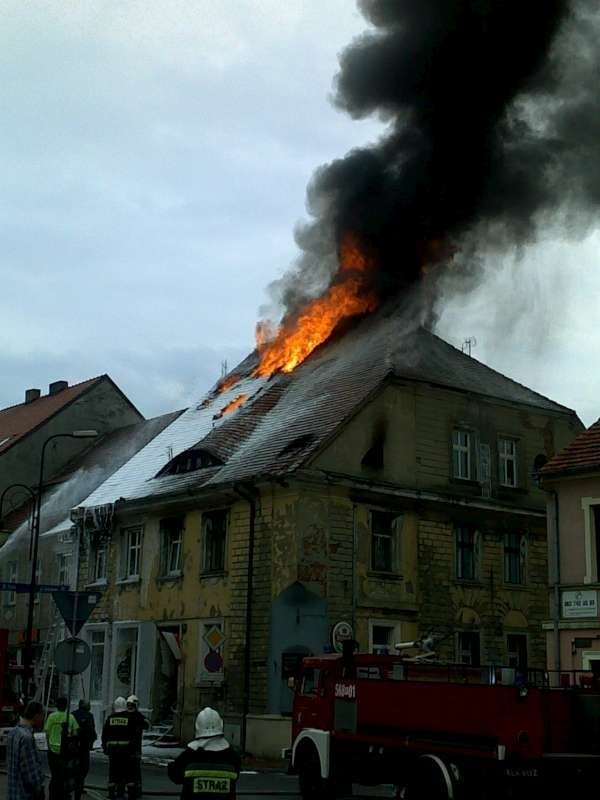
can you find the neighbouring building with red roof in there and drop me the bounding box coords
[540,417,600,681]
[0,376,143,520]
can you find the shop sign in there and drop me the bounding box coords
[562,589,598,618]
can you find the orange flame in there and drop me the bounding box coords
[215,394,247,419]
[254,234,378,377]
[216,374,240,394]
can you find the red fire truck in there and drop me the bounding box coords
[290,648,600,799]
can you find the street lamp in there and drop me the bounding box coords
[0,484,37,531]
[24,430,98,699]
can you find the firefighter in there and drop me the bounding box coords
[126,694,149,799]
[102,696,134,799]
[168,707,241,799]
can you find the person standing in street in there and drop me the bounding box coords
[126,695,149,800]
[168,707,241,799]
[7,701,46,800]
[102,697,135,799]
[44,696,79,800]
[72,699,97,800]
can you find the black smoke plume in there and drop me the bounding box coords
[270,0,600,319]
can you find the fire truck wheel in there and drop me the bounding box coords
[297,744,335,800]
[405,754,455,800]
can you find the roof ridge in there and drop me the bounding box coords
[426,329,576,414]
[0,374,106,416]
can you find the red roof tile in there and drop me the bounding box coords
[541,417,600,476]
[0,377,104,455]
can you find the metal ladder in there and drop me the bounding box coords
[34,607,62,709]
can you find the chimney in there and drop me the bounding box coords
[25,388,41,404]
[49,380,68,396]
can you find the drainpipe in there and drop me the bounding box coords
[551,489,562,677]
[233,483,258,754]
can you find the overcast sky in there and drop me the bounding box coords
[1,1,599,427]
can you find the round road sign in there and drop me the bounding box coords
[54,637,91,675]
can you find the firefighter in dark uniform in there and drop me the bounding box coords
[168,707,241,799]
[102,696,135,799]
[126,694,149,799]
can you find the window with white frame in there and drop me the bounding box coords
[91,541,108,583]
[57,553,71,587]
[498,438,518,487]
[370,511,402,573]
[5,561,17,606]
[88,629,106,701]
[120,526,143,580]
[452,430,472,480]
[160,517,184,576]
[202,511,227,573]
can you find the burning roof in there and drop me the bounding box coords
[74,305,578,511]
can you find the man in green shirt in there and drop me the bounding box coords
[44,696,79,800]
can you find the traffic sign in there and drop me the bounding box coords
[52,590,102,636]
[54,637,91,675]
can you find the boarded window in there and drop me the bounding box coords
[203,510,227,573]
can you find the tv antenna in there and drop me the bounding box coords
[220,359,228,378]
[461,337,477,357]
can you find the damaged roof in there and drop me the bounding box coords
[75,305,578,512]
[541,417,600,477]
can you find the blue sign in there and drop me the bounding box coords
[0,581,70,594]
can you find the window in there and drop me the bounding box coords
[452,430,472,480]
[507,634,528,672]
[499,438,518,487]
[504,532,525,584]
[91,541,108,583]
[89,630,106,701]
[202,510,227,573]
[457,632,480,666]
[370,511,401,573]
[5,561,17,606]
[121,526,143,580]
[57,553,71,587]
[300,667,320,695]
[370,624,395,655]
[160,517,184,576]
[455,527,478,581]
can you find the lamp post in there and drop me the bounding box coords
[24,430,97,699]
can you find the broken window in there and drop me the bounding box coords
[160,517,184,576]
[498,438,518,487]
[457,631,480,666]
[504,532,525,584]
[452,429,472,480]
[121,525,143,580]
[156,448,222,477]
[370,511,401,573]
[202,510,227,573]
[455,526,478,581]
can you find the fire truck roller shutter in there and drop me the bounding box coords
[404,754,457,800]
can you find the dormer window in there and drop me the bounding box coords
[156,448,223,477]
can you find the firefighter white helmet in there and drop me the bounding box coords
[114,696,127,712]
[195,707,224,739]
[126,694,139,707]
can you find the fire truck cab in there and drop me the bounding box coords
[290,650,600,799]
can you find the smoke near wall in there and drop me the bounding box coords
[268,0,600,322]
